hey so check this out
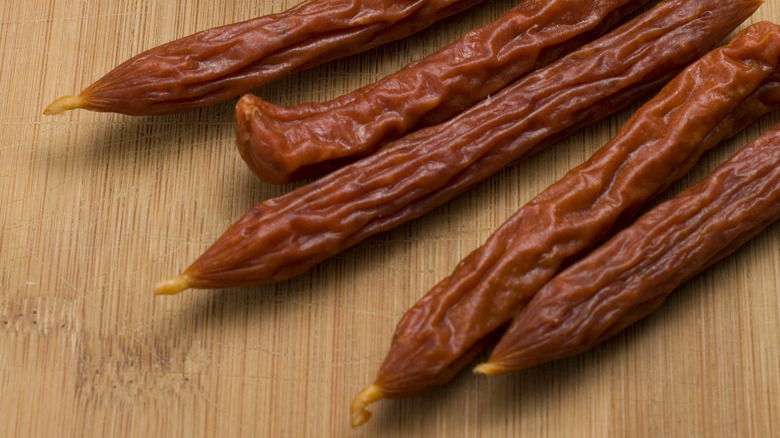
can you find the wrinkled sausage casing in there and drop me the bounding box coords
[43,0,485,116]
[236,0,651,184]
[153,0,760,297]
[478,121,780,376]
[355,22,780,419]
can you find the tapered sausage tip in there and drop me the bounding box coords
[153,275,193,296]
[473,362,506,376]
[43,95,85,115]
[350,384,384,428]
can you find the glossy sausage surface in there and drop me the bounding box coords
[44,0,485,115]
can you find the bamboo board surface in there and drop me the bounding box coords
[1,1,779,436]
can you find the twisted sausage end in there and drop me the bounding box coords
[349,384,384,428]
[473,362,508,376]
[43,95,86,115]
[153,274,193,296]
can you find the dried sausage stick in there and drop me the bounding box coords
[43,0,486,116]
[236,0,650,183]
[475,121,780,376]
[152,0,758,297]
[349,22,780,426]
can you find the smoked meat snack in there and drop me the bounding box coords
[43,0,485,115]
[153,0,759,298]
[349,22,780,426]
[236,0,650,183]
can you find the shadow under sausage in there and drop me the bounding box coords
[357,305,669,436]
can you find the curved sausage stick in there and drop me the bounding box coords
[44,0,485,115]
[236,0,650,183]
[350,22,780,427]
[476,121,780,375]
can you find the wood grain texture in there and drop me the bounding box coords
[1,1,778,437]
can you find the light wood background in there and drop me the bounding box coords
[2,1,778,437]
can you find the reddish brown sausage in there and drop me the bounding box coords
[43,0,486,115]
[236,0,651,183]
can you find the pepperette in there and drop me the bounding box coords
[43,0,486,115]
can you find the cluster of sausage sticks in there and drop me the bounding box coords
[150,0,755,294]
[352,19,780,426]
[44,0,777,429]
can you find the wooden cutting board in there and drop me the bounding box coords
[1,1,778,436]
